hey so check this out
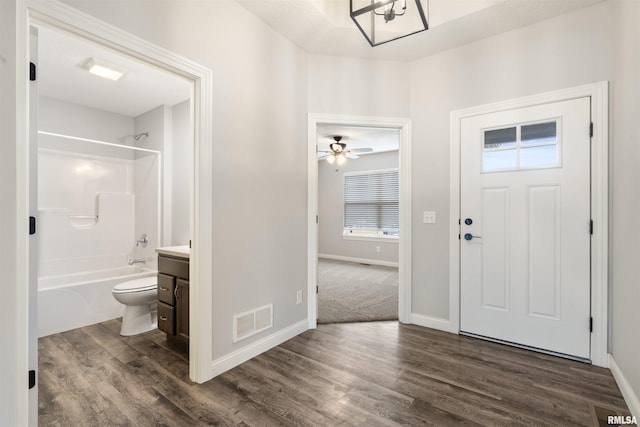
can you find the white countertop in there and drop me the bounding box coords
[155,245,190,259]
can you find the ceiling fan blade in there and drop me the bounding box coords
[317,153,331,160]
[349,147,373,153]
[345,153,359,159]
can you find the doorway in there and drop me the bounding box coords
[449,83,609,366]
[316,125,400,323]
[33,23,191,337]
[20,4,216,423]
[307,114,412,328]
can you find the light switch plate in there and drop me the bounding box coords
[423,211,436,224]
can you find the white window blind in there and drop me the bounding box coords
[344,169,399,235]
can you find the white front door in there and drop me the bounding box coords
[460,97,591,359]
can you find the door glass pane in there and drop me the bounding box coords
[522,122,556,145]
[483,121,559,172]
[484,127,516,149]
[483,149,517,171]
[520,145,559,168]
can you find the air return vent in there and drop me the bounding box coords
[233,304,273,343]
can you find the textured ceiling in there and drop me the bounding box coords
[36,0,604,118]
[237,0,604,61]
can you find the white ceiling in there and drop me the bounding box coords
[36,0,603,118]
[237,0,604,61]
[317,124,399,156]
[37,26,191,118]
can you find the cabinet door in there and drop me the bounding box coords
[176,279,189,341]
[157,273,175,305]
[157,302,175,336]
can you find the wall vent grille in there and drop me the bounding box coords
[233,304,273,343]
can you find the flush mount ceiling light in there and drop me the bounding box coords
[84,58,125,81]
[350,0,428,47]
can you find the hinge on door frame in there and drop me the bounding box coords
[590,220,593,235]
[589,122,594,138]
[29,216,36,235]
[316,215,319,224]
[316,285,319,294]
[28,370,36,389]
[30,62,36,81]
[590,317,593,333]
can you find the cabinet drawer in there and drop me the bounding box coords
[157,302,175,336]
[157,273,175,305]
[158,255,189,280]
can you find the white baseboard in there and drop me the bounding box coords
[211,319,308,377]
[318,253,399,268]
[609,354,640,419]
[410,313,458,334]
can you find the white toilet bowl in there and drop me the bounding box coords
[112,276,157,336]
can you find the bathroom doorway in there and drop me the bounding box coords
[24,4,215,421]
[34,24,191,337]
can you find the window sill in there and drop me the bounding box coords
[343,234,399,243]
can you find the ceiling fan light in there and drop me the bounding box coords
[337,154,346,165]
[326,155,336,164]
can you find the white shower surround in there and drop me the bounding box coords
[37,104,163,337]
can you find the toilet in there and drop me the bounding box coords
[112,276,158,336]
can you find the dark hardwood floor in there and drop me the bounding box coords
[39,320,631,426]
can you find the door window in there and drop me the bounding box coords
[482,120,559,172]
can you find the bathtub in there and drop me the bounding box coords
[38,266,157,337]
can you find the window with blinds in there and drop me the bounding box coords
[343,169,399,238]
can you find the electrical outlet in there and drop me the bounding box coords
[296,290,303,305]
[423,211,436,224]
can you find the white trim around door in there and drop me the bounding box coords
[449,82,609,367]
[21,0,215,388]
[307,114,412,328]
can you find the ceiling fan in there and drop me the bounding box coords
[318,136,373,164]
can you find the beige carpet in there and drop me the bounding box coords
[317,258,398,324]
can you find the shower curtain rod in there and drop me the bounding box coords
[38,131,161,155]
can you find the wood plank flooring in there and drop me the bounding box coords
[39,320,631,426]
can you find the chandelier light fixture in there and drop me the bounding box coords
[350,0,429,47]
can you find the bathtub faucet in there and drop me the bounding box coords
[128,257,146,265]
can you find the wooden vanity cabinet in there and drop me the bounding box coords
[157,254,189,343]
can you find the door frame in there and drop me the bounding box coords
[307,114,412,328]
[449,82,609,367]
[17,0,215,402]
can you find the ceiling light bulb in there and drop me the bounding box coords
[84,58,124,81]
[337,154,346,165]
[326,155,336,164]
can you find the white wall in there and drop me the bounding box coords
[308,54,410,116]
[171,99,190,246]
[60,0,309,359]
[409,1,614,320]
[39,96,134,143]
[318,151,399,264]
[611,0,640,414]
